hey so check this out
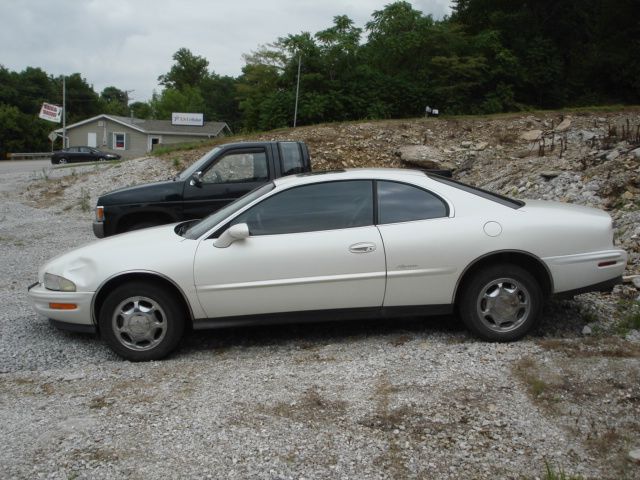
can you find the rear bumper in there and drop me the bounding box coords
[544,249,627,294]
[555,276,622,299]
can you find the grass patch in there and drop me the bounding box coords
[513,357,550,399]
[615,300,640,336]
[53,159,121,169]
[79,187,91,212]
[543,461,584,480]
[266,386,347,424]
[153,140,219,156]
[537,337,640,358]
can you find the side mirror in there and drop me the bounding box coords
[190,171,203,187]
[213,223,250,248]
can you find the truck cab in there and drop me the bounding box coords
[93,141,311,238]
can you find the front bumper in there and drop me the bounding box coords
[27,282,95,327]
[92,221,105,238]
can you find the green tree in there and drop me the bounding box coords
[158,48,210,90]
[100,86,129,116]
[149,86,206,119]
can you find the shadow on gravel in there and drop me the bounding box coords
[179,299,589,356]
[180,314,468,355]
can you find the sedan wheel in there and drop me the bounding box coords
[459,264,541,341]
[58,158,68,164]
[99,282,185,361]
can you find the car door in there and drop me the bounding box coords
[78,147,92,162]
[182,147,272,219]
[375,180,459,306]
[193,180,386,319]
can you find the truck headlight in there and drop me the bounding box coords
[44,273,76,292]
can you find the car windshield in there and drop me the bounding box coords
[183,182,275,239]
[174,146,222,181]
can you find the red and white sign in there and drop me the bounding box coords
[39,103,63,123]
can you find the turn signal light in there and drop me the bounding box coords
[598,261,616,267]
[95,206,104,222]
[49,303,77,310]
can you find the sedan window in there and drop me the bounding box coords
[233,180,373,235]
[377,181,448,224]
[184,183,275,239]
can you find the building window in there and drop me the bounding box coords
[113,132,126,150]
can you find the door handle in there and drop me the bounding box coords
[349,242,376,253]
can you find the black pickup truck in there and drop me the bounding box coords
[93,141,311,238]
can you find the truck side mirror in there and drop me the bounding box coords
[190,171,203,187]
[213,223,250,248]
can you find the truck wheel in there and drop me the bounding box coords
[99,282,185,361]
[459,264,542,342]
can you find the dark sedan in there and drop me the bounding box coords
[51,147,121,165]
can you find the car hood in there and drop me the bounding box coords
[38,223,197,291]
[98,180,183,206]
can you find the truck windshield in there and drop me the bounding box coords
[174,147,222,181]
[183,182,275,239]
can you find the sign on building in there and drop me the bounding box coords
[172,112,204,126]
[39,103,63,123]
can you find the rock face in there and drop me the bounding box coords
[555,116,572,132]
[396,145,449,169]
[521,130,543,141]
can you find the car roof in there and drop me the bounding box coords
[273,168,428,187]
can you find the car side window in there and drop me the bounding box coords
[279,142,304,175]
[377,181,448,224]
[233,180,373,235]
[202,151,268,184]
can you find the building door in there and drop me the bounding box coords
[148,136,161,152]
[87,132,97,148]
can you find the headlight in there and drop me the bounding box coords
[44,273,76,292]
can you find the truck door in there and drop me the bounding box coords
[182,146,273,220]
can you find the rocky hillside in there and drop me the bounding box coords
[27,109,639,272]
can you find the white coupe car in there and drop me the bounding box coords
[28,169,627,361]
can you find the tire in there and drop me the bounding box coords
[458,263,542,342]
[99,282,185,361]
[98,157,106,162]
[58,158,68,165]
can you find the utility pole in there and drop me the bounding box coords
[293,54,301,128]
[125,89,135,120]
[62,76,66,148]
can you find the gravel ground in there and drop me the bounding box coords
[1,157,639,479]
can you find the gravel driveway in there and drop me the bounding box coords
[1,161,638,479]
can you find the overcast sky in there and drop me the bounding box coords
[1,0,452,103]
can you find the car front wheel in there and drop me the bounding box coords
[459,264,542,342]
[99,282,185,361]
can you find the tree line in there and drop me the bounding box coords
[1,0,638,154]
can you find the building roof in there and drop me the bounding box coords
[54,114,231,137]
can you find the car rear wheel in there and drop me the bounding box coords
[459,264,542,342]
[99,282,185,361]
[58,158,68,165]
